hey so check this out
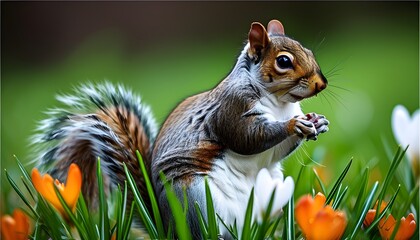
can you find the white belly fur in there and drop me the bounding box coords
[208,96,303,233]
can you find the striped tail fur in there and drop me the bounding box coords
[32,82,158,210]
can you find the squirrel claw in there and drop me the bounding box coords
[306,133,318,141]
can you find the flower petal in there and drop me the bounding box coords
[395,213,416,240]
[255,168,274,211]
[296,192,347,240]
[407,109,419,161]
[363,209,376,227]
[309,207,347,240]
[31,168,46,197]
[1,215,16,240]
[312,192,327,214]
[392,105,411,148]
[32,168,64,215]
[62,163,82,210]
[12,209,30,240]
[378,214,397,239]
[271,176,294,213]
[295,194,314,234]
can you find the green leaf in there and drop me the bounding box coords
[77,194,97,238]
[136,150,165,237]
[115,182,134,240]
[295,165,305,190]
[255,187,277,240]
[124,163,157,238]
[35,192,70,239]
[97,158,110,240]
[54,184,89,239]
[195,201,209,239]
[397,184,418,218]
[332,186,348,210]
[267,216,281,239]
[115,184,123,240]
[15,156,37,200]
[313,168,327,195]
[217,213,237,240]
[20,176,36,202]
[241,188,254,240]
[15,155,32,182]
[375,146,408,219]
[353,167,369,214]
[365,185,400,234]
[348,181,379,240]
[326,158,352,205]
[160,172,192,240]
[4,169,39,218]
[287,195,295,240]
[204,177,219,240]
[123,201,135,240]
[389,217,402,240]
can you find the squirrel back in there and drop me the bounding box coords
[33,82,158,209]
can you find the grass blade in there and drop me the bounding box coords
[96,158,110,240]
[204,177,219,240]
[397,184,418,218]
[5,169,39,218]
[217,213,237,240]
[241,188,254,240]
[15,155,32,182]
[268,216,282,239]
[124,163,157,238]
[313,168,327,194]
[365,184,400,233]
[160,172,192,240]
[332,186,348,210]
[115,185,123,239]
[255,188,278,240]
[54,185,89,239]
[287,194,295,240]
[123,201,135,240]
[20,176,36,201]
[136,150,165,237]
[195,201,209,239]
[353,167,369,214]
[348,181,379,239]
[77,194,97,238]
[375,146,408,219]
[326,158,352,204]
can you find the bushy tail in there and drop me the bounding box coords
[32,81,158,209]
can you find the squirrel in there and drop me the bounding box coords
[33,19,329,239]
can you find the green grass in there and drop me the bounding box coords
[1,4,418,238]
[3,145,418,239]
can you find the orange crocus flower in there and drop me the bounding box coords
[363,201,416,240]
[31,163,82,217]
[295,192,347,240]
[1,209,31,240]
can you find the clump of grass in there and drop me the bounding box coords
[4,145,419,239]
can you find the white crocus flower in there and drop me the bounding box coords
[392,105,419,177]
[253,168,294,222]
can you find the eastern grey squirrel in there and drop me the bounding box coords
[33,19,329,238]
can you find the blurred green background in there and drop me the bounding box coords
[1,1,418,215]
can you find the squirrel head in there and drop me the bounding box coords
[247,19,327,103]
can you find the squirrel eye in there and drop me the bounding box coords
[276,55,293,70]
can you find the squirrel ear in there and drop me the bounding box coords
[267,19,285,36]
[248,22,269,59]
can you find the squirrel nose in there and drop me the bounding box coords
[313,71,328,93]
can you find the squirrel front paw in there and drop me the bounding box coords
[290,116,317,141]
[305,113,329,136]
